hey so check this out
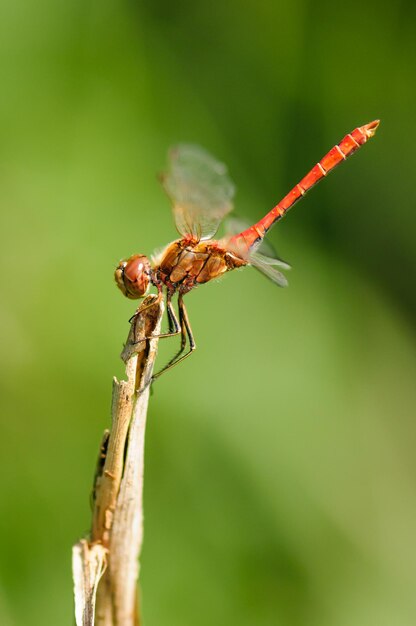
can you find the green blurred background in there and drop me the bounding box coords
[1,0,416,624]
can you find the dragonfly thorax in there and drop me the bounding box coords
[154,237,247,294]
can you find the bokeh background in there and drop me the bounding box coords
[1,1,416,624]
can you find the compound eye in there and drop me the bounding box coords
[115,254,150,299]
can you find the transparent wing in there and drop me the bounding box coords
[161,144,235,240]
[224,217,291,269]
[250,254,289,288]
[249,250,291,270]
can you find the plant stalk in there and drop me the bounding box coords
[72,294,164,626]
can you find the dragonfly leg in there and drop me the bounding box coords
[132,292,181,344]
[155,300,187,372]
[152,294,196,381]
[132,293,185,392]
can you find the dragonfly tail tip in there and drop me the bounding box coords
[362,119,380,138]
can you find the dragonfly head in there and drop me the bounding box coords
[115,254,151,299]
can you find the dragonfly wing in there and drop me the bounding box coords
[250,253,289,288]
[249,250,291,270]
[161,144,235,240]
[225,217,291,269]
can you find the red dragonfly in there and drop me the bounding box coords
[116,120,379,377]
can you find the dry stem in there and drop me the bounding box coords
[72,294,164,626]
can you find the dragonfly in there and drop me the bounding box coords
[115,120,379,378]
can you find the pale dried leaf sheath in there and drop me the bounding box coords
[72,540,107,626]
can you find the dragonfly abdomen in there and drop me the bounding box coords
[229,120,379,251]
